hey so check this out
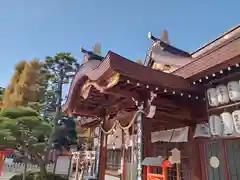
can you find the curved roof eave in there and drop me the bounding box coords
[63,51,200,116]
[62,60,102,114]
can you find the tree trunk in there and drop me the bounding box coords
[53,73,63,129]
[22,151,27,180]
[38,160,48,180]
[26,146,48,180]
[43,73,63,166]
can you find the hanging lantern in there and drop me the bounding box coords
[227,81,240,102]
[207,88,219,107]
[209,115,222,136]
[161,159,170,167]
[220,112,234,135]
[216,85,229,104]
[232,110,240,133]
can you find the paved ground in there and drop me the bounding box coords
[0,172,15,180]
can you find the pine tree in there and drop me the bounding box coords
[43,52,79,152]
[43,52,79,128]
[0,107,52,179]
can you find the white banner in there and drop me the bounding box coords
[151,126,189,143]
[107,126,190,149]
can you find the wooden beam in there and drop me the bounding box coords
[154,111,192,122]
[104,87,140,99]
[94,95,118,112]
[155,106,191,118]
[151,123,187,131]
[72,107,102,117]
[188,101,208,123]
[103,111,135,130]
[154,97,183,109]
[106,99,134,115]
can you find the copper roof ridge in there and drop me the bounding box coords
[191,24,240,56]
[150,47,193,67]
[152,38,191,57]
[172,33,240,75]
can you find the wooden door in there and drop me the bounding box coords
[203,141,226,180]
[225,140,240,180]
[202,139,240,180]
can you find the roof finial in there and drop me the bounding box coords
[148,32,157,41]
[80,46,103,62]
[161,29,170,44]
[135,60,142,65]
[92,43,101,56]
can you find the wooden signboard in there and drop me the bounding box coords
[54,156,72,177]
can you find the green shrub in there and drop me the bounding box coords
[0,107,39,118]
[9,172,67,180]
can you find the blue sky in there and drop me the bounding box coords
[0,0,239,89]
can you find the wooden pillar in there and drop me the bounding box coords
[98,131,107,180]
[94,126,101,176]
[188,126,202,180]
[142,116,152,180]
[136,107,144,180]
[162,167,168,180]
[121,129,125,180]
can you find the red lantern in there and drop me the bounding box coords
[161,159,170,167]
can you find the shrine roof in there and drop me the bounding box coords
[144,35,192,68]
[173,25,240,80]
[144,25,240,81]
[63,51,200,117]
[62,26,240,127]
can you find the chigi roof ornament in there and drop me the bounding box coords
[148,29,170,44]
[80,44,104,62]
[161,29,170,44]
